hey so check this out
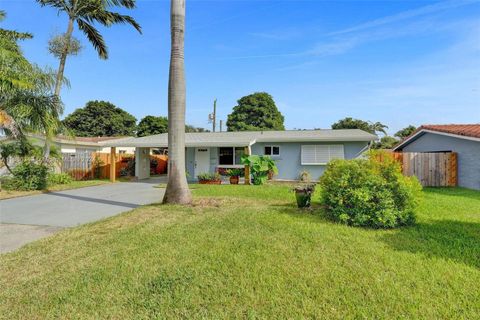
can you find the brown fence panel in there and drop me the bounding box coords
[62,152,167,180]
[392,152,457,187]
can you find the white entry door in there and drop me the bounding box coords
[194,148,210,177]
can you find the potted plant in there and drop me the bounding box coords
[197,172,222,185]
[225,168,244,184]
[293,183,316,208]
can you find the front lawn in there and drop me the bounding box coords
[1,185,479,318]
[0,179,110,200]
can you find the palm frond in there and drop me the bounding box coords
[86,11,141,33]
[77,19,108,59]
[36,0,70,13]
[103,0,136,9]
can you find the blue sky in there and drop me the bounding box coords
[2,0,479,133]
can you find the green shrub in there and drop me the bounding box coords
[319,151,422,228]
[47,173,73,186]
[7,161,49,191]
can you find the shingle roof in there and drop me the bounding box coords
[419,124,480,139]
[101,129,377,148]
[393,124,480,151]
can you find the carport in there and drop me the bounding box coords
[101,133,254,184]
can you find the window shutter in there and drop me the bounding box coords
[301,145,316,164]
[329,145,344,160]
[301,145,344,165]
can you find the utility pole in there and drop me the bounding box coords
[219,120,223,132]
[208,99,217,132]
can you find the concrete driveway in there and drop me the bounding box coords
[0,178,165,253]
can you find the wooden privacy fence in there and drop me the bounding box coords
[61,152,168,180]
[392,152,457,187]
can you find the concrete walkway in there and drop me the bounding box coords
[0,178,165,253]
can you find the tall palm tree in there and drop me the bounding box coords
[36,0,142,96]
[163,0,191,204]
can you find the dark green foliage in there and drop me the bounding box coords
[319,151,422,228]
[47,173,73,185]
[227,92,285,131]
[137,116,168,137]
[241,155,278,185]
[331,117,388,135]
[63,100,137,137]
[372,136,399,149]
[6,161,49,190]
[395,125,417,139]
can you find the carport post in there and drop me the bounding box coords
[244,146,251,185]
[110,147,116,182]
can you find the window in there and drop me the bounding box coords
[219,147,245,165]
[264,146,280,156]
[219,147,233,165]
[235,147,244,164]
[301,145,344,165]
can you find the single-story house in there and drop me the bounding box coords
[102,129,377,181]
[393,124,480,190]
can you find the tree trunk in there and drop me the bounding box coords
[163,0,192,204]
[45,17,74,160]
[54,17,74,97]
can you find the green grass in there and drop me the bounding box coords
[0,179,110,200]
[1,185,479,318]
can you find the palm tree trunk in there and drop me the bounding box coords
[54,17,74,97]
[163,0,191,204]
[45,17,74,160]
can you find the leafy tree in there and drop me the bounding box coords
[395,125,417,139]
[227,92,285,131]
[63,100,136,137]
[36,0,142,96]
[137,116,168,137]
[163,0,191,204]
[372,136,399,149]
[331,117,388,135]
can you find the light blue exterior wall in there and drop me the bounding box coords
[252,141,368,180]
[400,132,480,190]
[186,141,370,181]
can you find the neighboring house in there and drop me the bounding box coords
[393,124,480,190]
[29,135,136,154]
[101,129,377,181]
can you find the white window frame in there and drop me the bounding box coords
[264,145,280,156]
[301,145,344,165]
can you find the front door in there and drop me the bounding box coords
[194,148,210,177]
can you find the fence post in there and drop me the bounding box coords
[110,147,116,182]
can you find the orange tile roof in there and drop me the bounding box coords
[419,124,480,139]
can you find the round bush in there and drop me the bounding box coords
[319,152,422,228]
[8,161,49,191]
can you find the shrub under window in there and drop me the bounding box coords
[319,151,422,228]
